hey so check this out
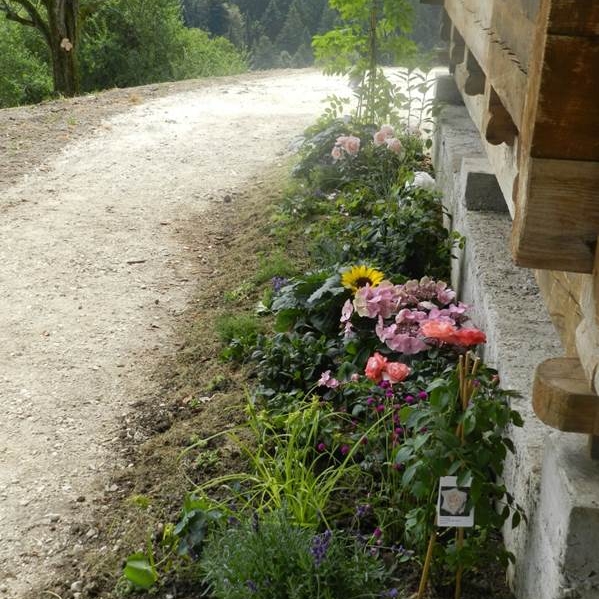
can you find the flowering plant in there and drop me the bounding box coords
[342,276,486,357]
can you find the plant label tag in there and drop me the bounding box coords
[436,476,474,528]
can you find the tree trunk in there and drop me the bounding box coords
[47,0,80,96]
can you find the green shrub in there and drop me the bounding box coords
[251,332,343,410]
[201,509,387,599]
[0,20,52,107]
[173,28,247,79]
[79,0,247,92]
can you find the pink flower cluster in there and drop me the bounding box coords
[373,125,404,156]
[341,277,486,354]
[331,135,361,161]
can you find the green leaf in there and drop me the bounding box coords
[394,445,413,464]
[307,274,344,305]
[413,432,431,451]
[510,410,524,427]
[123,552,158,590]
[511,511,521,529]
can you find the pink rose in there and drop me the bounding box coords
[331,146,342,161]
[385,137,403,155]
[420,320,458,343]
[379,124,394,137]
[365,352,388,383]
[452,328,487,346]
[383,362,411,384]
[373,125,394,146]
[343,136,361,156]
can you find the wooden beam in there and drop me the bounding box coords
[512,158,599,273]
[548,1,599,36]
[531,35,599,161]
[533,357,599,436]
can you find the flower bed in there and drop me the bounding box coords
[121,117,523,598]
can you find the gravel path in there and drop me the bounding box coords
[0,70,351,597]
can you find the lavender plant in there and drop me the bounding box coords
[201,509,387,599]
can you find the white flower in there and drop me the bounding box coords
[409,171,436,191]
[441,488,468,515]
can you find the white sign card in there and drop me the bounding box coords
[436,476,474,528]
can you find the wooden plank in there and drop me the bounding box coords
[532,35,599,161]
[533,357,599,435]
[549,1,599,36]
[512,158,599,273]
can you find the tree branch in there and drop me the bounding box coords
[0,1,35,27]
[0,0,51,44]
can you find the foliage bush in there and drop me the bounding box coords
[79,0,247,92]
[0,19,52,107]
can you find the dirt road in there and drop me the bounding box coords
[0,69,351,597]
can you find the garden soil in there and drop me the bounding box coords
[0,69,353,598]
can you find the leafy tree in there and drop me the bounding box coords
[0,17,52,106]
[313,0,416,121]
[275,0,307,54]
[0,0,89,96]
[225,3,245,47]
[251,34,277,69]
[261,0,284,39]
[79,0,185,89]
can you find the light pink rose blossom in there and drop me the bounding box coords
[331,146,342,161]
[373,125,394,146]
[385,137,404,155]
[343,136,361,155]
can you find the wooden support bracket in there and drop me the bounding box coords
[464,50,485,96]
[449,25,465,67]
[484,87,518,147]
[533,357,599,459]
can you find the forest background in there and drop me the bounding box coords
[0,0,440,109]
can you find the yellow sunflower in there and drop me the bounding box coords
[341,265,385,292]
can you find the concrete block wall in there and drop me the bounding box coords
[433,78,599,599]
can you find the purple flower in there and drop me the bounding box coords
[375,404,385,413]
[417,391,428,400]
[317,442,327,452]
[373,527,382,539]
[310,530,332,567]
[246,580,258,593]
[340,444,350,456]
[356,504,371,518]
[271,276,289,292]
[404,395,415,404]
